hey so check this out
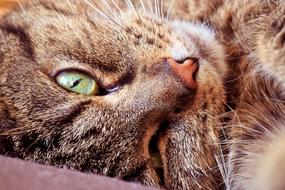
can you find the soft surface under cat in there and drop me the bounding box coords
[0,0,285,189]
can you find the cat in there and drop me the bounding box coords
[203,1,285,189]
[0,0,284,190]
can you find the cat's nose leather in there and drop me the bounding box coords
[167,58,199,89]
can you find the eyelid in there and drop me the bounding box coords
[50,58,97,76]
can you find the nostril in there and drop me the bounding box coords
[167,57,199,89]
[176,57,199,65]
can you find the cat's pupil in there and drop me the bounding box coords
[70,78,82,88]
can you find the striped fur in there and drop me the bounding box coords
[0,0,285,190]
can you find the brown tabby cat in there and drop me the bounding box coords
[0,0,284,190]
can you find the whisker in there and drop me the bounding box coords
[215,123,230,188]
[154,0,158,17]
[160,0,165,21]
[66,0,78,13]
[139,0,147,13]
[125,0,136,12]
[99,0,129,28]
[147,0,154,14]
[16,0,26,14]
[84,0,128,33]
[166,0,174,20]
[84,0,113,21]
[215,154,229,188]
[100,0,122,20]
[125,0,145,26]
[225,103,242,130]
[110,0,124,14]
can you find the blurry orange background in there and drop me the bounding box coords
[0,0,26,16]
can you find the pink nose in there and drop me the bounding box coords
[167,58,199,89]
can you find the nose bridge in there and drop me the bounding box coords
[138,54,199,90]
[166,57,199,89]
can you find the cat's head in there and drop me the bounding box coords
[0,0,227,189]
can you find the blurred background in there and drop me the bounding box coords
[0,0,25,16]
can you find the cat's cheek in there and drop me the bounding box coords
[156,125,195,189]
[157,110,222,189]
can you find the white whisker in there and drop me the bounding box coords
[125,0,145,26]
[84,0,112,21]
[84,0,128,33]
[16,0,26,14]
[110,0,124,14]
[139,0,147,13]
[154,0,158,17]
[160,0,165,21]
[100,0,121,19]
[147,0,154,14]
[125,0,136,12]
[215,122,230,189]
[166,0,174,20]
[225,103,242,131]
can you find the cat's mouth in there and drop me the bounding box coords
[149,129,164,183]
[148,121,168,185]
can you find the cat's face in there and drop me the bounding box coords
[0,0,227,189]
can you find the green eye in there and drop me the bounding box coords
[56,71,100,95]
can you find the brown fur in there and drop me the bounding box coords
[0,0,285,190]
